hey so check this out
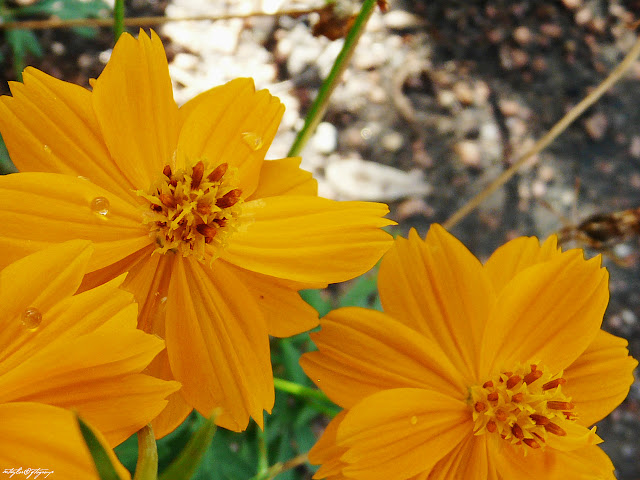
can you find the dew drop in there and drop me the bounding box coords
[241,132,263,151]
[410,416,418,425]
[77,175,90,181]
[21,307,42,331]
[43,145,52,154]
[90,196,110,216]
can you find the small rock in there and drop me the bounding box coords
[513,26,533,45]
[575,7,592,26]
[453,81,474,105]
[381,131,404,152]
[454,140,482,169]
[540,23,563,38]
[396,197,434,220]
[312,122,338,155]
[629,136,640,159]
[562,0,582,10]
[584,112,608,140]
[325,157,431,201]
[382,10,425,30]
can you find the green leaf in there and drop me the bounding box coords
[159,414,217,480]
[0,133,17,175]
[76,414,122,480]
[7,28,43,78]
[299,289,332,317]
[338,272,379,309]
[17,0,110,19]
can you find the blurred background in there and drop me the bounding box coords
[0,0,638,478]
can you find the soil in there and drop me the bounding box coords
[1,0,639,477]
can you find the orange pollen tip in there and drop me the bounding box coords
[542,378,566,390]
[208,162,229,182]
[482,381,494,388]
[474,402,487,412]
[511,392,524,403]
[159,193,177,208]
[503,371,513,377]
[523,438,541,449]
[523,369,543,384]
[196,224,218,238]
[547,401,574,410]
[495,409,507,422]
[191,161,205,189]
[486,421,497,433]
[512,423,524,439]
[506,375,521,389]
[530,414,549,425]
[544,422,567,436]
[530,364,538,371]
[487,392,499,402]
[196,202,211,215]
[217,189,242,208]
[163,164,172,177]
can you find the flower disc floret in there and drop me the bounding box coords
[137,160,242,261]
[470,363,575,453]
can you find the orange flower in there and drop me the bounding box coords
[0,241,179,478]
[0,30,393,435]
[301,225,637,479]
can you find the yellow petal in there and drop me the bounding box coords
[165,257,273,431]
[0,240,92,351]
[545,446,616,480]
[0,273,132,373]
[308,411,349,479]
[479,249,609,377]
[0,172,150,271]
[222,196,394,284]
[0,68,135,200]
[92,30,179,189]
[221,260,319,337]
[0,402,130,479]
[117,249,174,335]
[378,226,495,382]
[147,349,193,439]
[489,440,615,480]
[247,157,317,199]
[0,304,179,446]
[337,388,471,480]
[300,308,466,409]
[564,329,638,426]
[483,235,561,293]
[428,436,498,480]
[176,78,284,197]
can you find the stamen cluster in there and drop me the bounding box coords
[470,363,576,453]
[137,160,243,261]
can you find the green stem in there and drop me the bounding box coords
[287,0,378,157]
[133,425,158,480]
[273,377,331,403]
[256,426,269,477]
[113,0,125,42]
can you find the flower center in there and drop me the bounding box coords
[470,364,576,452]
[137,160,242,261]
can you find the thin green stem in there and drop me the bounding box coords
[273,377,331,403]
[256,426,269,477]
[113,0,125,42]
[287,0,378,157]
[133,425,158,480]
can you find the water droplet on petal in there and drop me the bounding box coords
[77,175,90,181]
[241,132,263,151]
[21,307,42,331]
[43,145,52,154]
[410,416,418,425]
[90,196,110,216]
